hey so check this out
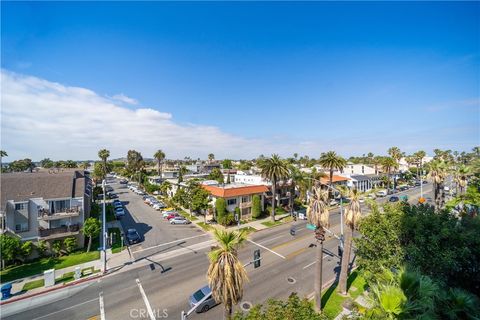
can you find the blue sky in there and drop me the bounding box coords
[1,2,479,160]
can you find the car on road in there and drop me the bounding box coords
[190,285,217,313]
[414,181,421,187]
[389,196,400,202]
[113,201,123,209]
[162,210,177,218]
[115,207,126,218]
[119,179,128,184]
[398,185,409,191]
[126,228,141,244]
[170,217,191,224]
[166,213,181,220]
[423,180,428,184]
[376,190,388,197]
[107,192,118,199]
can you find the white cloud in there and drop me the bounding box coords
[0,69,283,160]
[111,93,139,105]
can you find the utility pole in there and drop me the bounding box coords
[102,179,107,273]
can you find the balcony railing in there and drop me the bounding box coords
[38,206,81,220]
[239,201,252,209]
[38,224,81,238]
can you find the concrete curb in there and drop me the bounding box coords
[0,273,103,306]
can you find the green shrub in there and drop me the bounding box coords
[63,237,77,254]
[252,195,262,219]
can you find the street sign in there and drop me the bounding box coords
[306,223,316,231]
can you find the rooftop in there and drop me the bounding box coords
[202,184,269,198]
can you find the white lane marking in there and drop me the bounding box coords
[99,292,106,320]
[31,298,99,320]
[258,235,284,245]
[133,234,209,253]
[136,278,156,320]
[247,239,286,259]
[302,255,329,269]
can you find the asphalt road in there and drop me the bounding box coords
[4,184,433,320]
[110,178,208,261]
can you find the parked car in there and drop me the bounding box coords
[107,192,118,199]
[414,181,421,187]
[115,207,126,218]
[376,190,388,197]
[398,185,409,191]
[329,199,338,206]
[119,179,128,184]
[400,195,409,202]
[189,285,217,313]
[162,210,177,218]
[366,194,376,200]
[126,228,140,244]
[389,196,400,202]
[358,197,365,203]
[170,217,191,224]
[167,213,181,220]
[113,201,123,209]
[423,180,428,184]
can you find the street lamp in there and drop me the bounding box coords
[101,179,107,273]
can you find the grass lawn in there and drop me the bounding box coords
[21,279,44,291]
[1,250,100,283]
[108,227,125,254]
[321,270,368,319]
[239,226,257,235]
[179,210,198,221]
[261,216,293,228]
[197,222,213,231]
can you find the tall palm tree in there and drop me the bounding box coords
[388,147,403,190]
[318,151,347,198]
[258,154,290,222]
[372,156,382,175]
[207,229,248,319]
[382,157,398,193]
[98,149,110,180]
[338,188,362,295]
[208,153,215,162]
[81,161,89,170]
[454,164,470,194]
[427,160,449,209]
[154,149,166,177]
[0,150,7,172]
[307,187,330,312]
[413,150,426,179]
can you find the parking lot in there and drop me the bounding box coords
[108,177,209,261]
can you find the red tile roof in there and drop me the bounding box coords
[320,175,350,185]
[202,185,268,198]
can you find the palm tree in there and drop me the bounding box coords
[208,153,215,162]
[98,149,110,179]
[413,150,426,179]
[258,154,290,222]
[0,150,7,172]
[382,157,398,193]
[338,188,362,295]
[427,160,449,209]
[306,186,330,312]
[388,147,403,190]
[154,149,166,177]
[178,165,188,183]
[207,229,248,319]
[454,164,470,194]
[81,161,89,170]
[318,151,347,198]
[372,156,382,175]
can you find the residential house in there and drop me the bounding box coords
[0,170,92,251]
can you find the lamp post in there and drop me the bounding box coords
[101,179,107,273]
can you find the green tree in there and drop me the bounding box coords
[82,217,101,252]
[306,186,330,311]
[252,195,262,219]
[222,159,233,184]
[233,292,325,320]
[0,234,20,265]
[160,180,172,197]
[208,153,215,162]
[0,150,7,171]
[52,240,63,257]
[20,241,33,260]
[208,168,224,184]
[126,150,144,184]
[64,237,77,254]
[318,151,347,197]
[154,149,166,177]
[36,240,48,257]
[98,149,110,179]
[427,160,449,209]
[208,229,248,319]
[178,165,187,183]
[40,158,55,168]
[189,182,210,221]
[9,158,35,172]
[258,154,290,222]
[454,164,471,194]
[215,198,227,225]
[381,157,398,193]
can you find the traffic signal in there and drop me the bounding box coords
[254,249,261,268]
[338,245,343,257]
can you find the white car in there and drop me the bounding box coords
[376,190,388,197]
[359,198,365,203]
[163,210,177,218]
[170,217,191,225]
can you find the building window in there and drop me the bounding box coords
[241,196,250,203]
[15,223,28,232]
[15,203,27,210]
[227,199,237,206]
[362,166,364,174]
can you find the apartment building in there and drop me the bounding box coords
[0,170,92,249]
[202,183,268,220]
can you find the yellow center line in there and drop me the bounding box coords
[270,233,313,251]
[285,247,310,260]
